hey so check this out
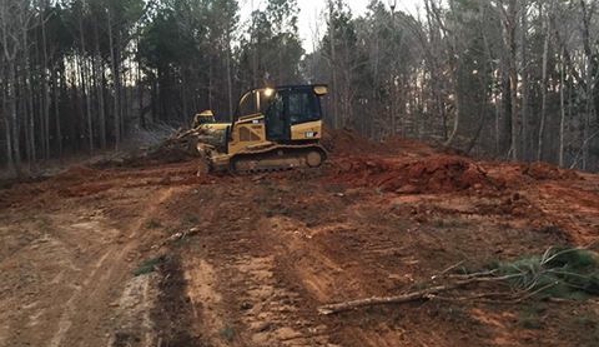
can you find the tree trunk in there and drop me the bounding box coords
[137,40,145,128]
[583,93,591,170]
[3,114,14,173]
[501,54,512,157]
[580,0,597,169]
[78,10,93,153]
[93,24,106,149]
[226,30,234,121]
[537,2,552,162]
[559,49,566,168]
[107,8,120,149]
[41,1,50,160]
[118,32,126,137]
[328,0,339,129]
[53,65,62,157]
[8,61,21,170]
[23,30,36,168]
[580,0,599,124]
[520,3,529,161]
[26,49,36,168]
[503,0,521,161]
[442,0,460,148]
[118,32,125,142]
[2,66,15,173]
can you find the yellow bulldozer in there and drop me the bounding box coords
[195,84,329,173]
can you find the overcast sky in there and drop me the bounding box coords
[240,0,423,53]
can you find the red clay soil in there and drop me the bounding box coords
[521,161,581,181]
[1,129,599,347]
[327,154,496,194]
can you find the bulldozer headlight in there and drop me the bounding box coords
[263,88,275,97]
[313,85,328,96]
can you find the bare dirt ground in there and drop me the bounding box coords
[1,131,599,347]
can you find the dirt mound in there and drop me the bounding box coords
[522,162,580,181]
[475,192,544,218]
[328,154,496,194]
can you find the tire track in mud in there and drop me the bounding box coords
[230,254,331,346]
[259,216,413,347]
[48,250,114,347]
[176,212,420,346]
[529,182,599,244]
[274,223,490,347]
[46,187,178,347]
[173,210,338,346]
[0,216,118,347]
[167,183,428,347]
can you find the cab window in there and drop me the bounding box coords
[237,90,276,118]
[288,91,319,125]
[237,91,259,117]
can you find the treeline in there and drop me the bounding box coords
[1,0,599,175]
[307,0,599,170]
[0,0,303,175]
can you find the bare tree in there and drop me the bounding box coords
[0,0,36,174]
[537,0,555,162]
[496,0,522,160]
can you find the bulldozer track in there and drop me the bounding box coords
[233,166,296,175]
[229,145,327,174]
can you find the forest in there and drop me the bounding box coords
[1,0,599,175]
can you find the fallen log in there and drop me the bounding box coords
[317,274,519,315]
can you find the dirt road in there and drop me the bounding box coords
[1,133,598,346]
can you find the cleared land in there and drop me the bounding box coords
[1,131,598,347]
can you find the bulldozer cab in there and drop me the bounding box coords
[234,85,327,143]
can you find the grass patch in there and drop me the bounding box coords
[133,256,165,276]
